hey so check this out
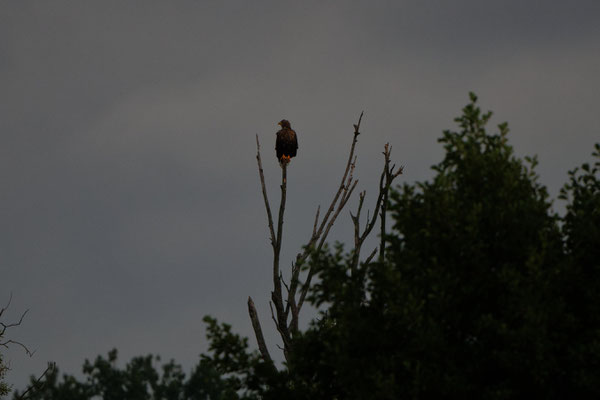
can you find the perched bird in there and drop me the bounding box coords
[275,119,298,165]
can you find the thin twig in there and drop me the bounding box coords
[0,339,35,356]
[0,309,29,337]
[0,294,52,400]
[0,292,13,319]
[313,112,363,240]
[281,272,291,293]
[312,206,320,237]
[16,362,55,400]
[379,144,404,261]
[0,295,34,356]
[365,247,378,266]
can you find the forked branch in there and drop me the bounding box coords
[0,293,34,356]
[349,143,403,271]
[1,294,56,399]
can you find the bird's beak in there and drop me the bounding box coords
[278,122,282,126]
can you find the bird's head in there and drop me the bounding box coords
[278,119,291,129]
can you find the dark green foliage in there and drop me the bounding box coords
[0,353,9,397]
[198,316,272,400]
[13,351,187,400]
[13,318,270,400]
[380,92,563,397]
[556,143,600,396]
[280,94,600,399]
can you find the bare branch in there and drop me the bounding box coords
[270,164,289,346]
[269,301,290,360]
[268,302,278,332]
[15,362,55,400]
[0,309,29,337]
[312,205,320,237]
[379,144,404,261]
[291,113,365,323]
[256,135,276,246]
[0,340,34,359]
[338,142,406,275]
[313,113,363,241]
[0,292,13,319]
[317,179,358,253]
[286,112,364,319]
[0,295,33,357]
[1,294,55,400]
[365,247,378,266]
[247,297,272,363]
[281,271,291,294]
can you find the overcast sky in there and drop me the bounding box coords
[2,0,599,391]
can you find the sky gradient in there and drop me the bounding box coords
[2,1,599,391]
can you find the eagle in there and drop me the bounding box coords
[275,119,298,165]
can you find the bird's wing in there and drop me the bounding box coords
[275,130,283,146]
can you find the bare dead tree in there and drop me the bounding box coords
[249,114,403,363]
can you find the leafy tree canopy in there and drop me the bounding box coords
[284,93,600,399]
[13,317,271,400]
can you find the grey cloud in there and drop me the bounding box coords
[2,0,599,390]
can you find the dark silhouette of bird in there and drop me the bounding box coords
[275,119,298,165]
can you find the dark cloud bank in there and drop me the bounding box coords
[2,1,599,390]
